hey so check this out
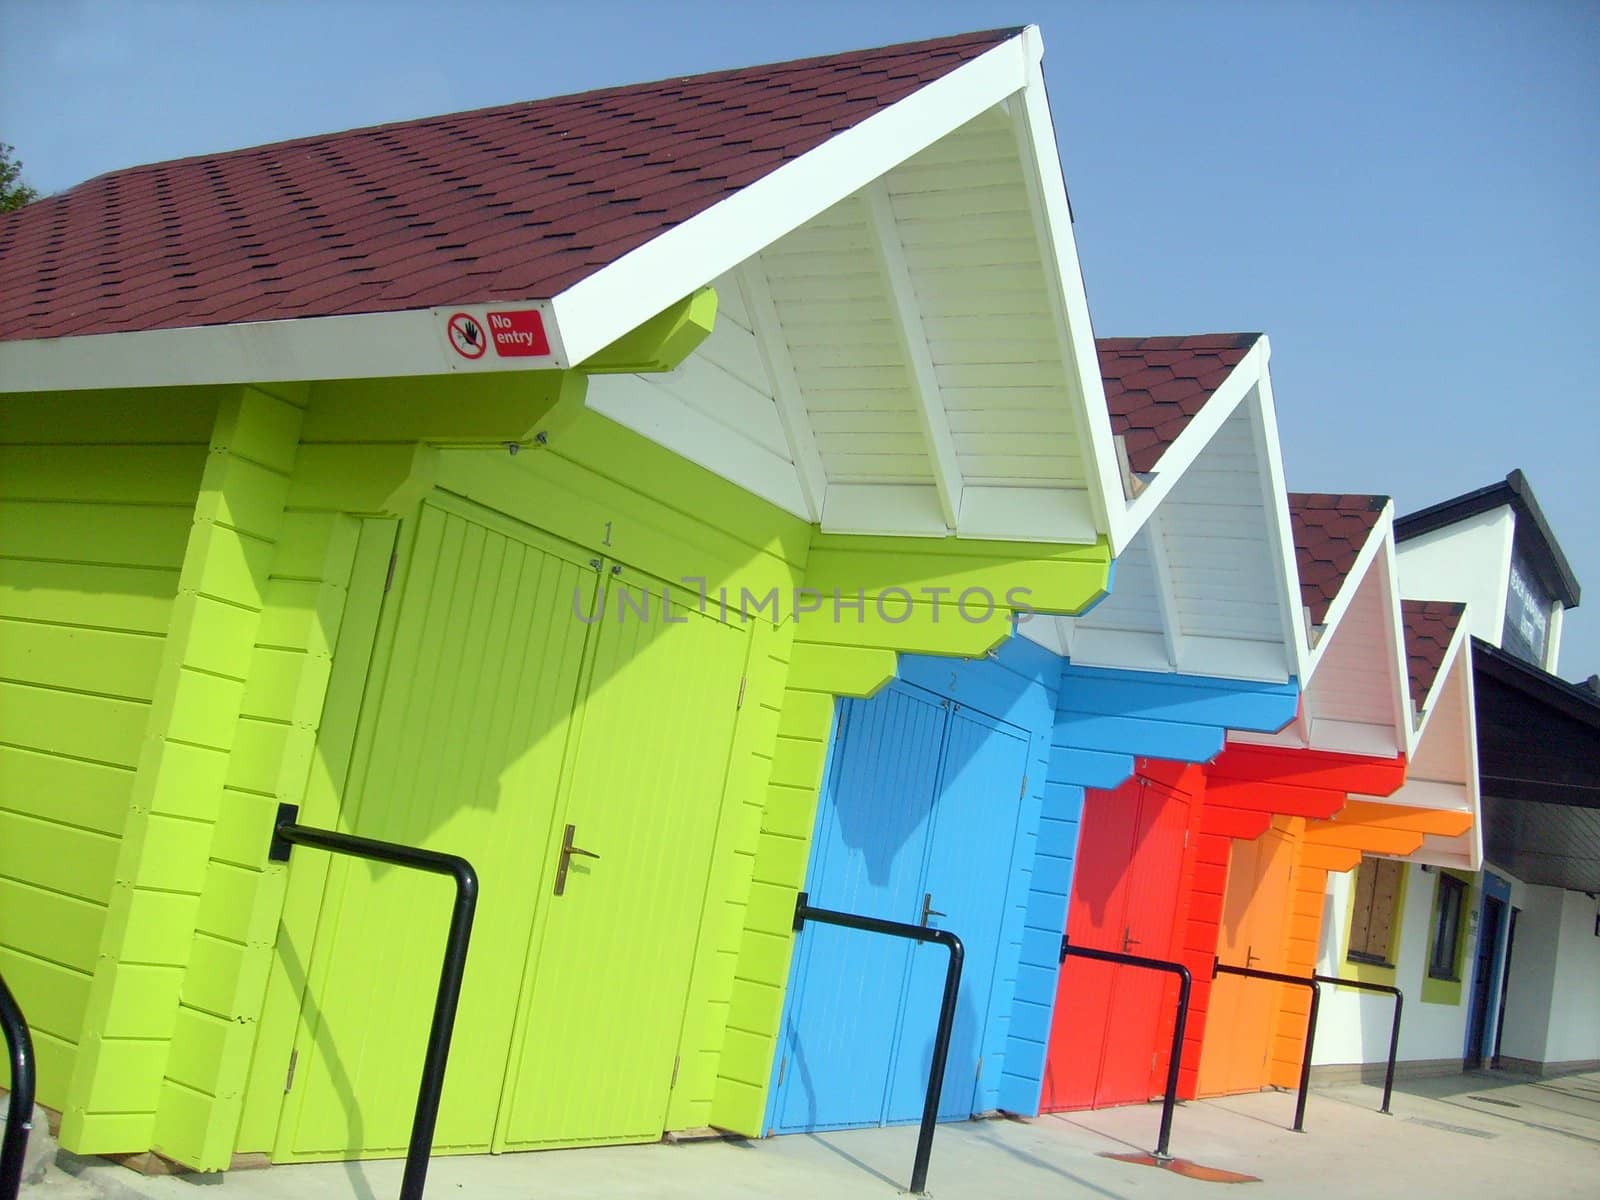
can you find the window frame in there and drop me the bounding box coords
[1346,855,1405,968]
[1427,872,1468,981]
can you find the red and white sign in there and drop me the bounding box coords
[446,312,488,359]
[486,310,550,358]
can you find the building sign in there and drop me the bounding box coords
[435,300,565,370]
[1503,553,1552,666]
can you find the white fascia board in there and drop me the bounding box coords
[1168,633,1291,684]
[956,486,1099,544]
[1305,508,1394,678]
[1119,341,1261,535]
[0,299,569,393]
[1007,28,1124,548]
[1246,349,1313,684]
[1458,639,1485,869]
[1062,626,1174,674]
[821,484,949,538]
[1410,606,1474,744]
[1302,717,1402,760]
[1109,342,1304,681]
[1358,777,1469,811]
[1377,532,1415,750]
[549,32,1034,370]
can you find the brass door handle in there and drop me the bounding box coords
[921,892,947,927]
[553,823,600,896]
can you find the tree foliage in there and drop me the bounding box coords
[1,143,40,213]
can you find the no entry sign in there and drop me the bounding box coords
[436,301,564,370]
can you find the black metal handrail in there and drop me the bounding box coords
[1,972,36,1200]
[1312,974,1403,1114]
[1212,959,1320,1132]
[270,803,478,1200]
[1059,936,1192,1160]
[792,891,964,1196]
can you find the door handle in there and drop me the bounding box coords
[1122,926,1142,953]
[921,892,947,928]
[553,823,600,896]
[1245,945,1262,968]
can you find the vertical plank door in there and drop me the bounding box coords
[278,501,595,1158]
[495,571,750,1149]
[1196,823,1295,1096]
[766,687,947,1134]
[1093,777,1191,1105]
[888,707,1030,1122]
[1039,775,1142,1111]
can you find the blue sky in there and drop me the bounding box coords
[4,0,1597,676]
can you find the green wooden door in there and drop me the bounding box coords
[277,499,751,1159]
[277,499,597,1158]
[495,568,749,1149]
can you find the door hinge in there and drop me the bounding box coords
[284,1049,298,1093]
[1020,774,1028,798]
[670,1055,681,1089]
[384,550,399,592]
[1184,828,1190,849]
[776,1056,787,1088]
[975,1056,983,1081]
[736,675,747,709]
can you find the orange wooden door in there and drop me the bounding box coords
[1196,821,1295,1096]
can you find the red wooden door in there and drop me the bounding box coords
[1095,777,1190,1103]
[1041,772,1191,1111]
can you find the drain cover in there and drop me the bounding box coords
[1405,1117,1497,1138]
[1100,1152,1261,1183]
[1467,1095,1521,1108]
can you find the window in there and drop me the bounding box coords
[1428,873,1467,980]
[1347,856,1404,966]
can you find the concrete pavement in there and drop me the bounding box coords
[25,1070,1600,1199]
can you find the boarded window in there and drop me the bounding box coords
[1428,873,1468,980]
[1347,856,1404,965]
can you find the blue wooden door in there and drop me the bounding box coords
[769,686,947,1133]
[769,684,1031,1134]
[890,708,1030,1122]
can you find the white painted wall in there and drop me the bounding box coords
[1499,884,1561,1063]
[1396,507,1514,645]
[1544,889,1600,1064]
[1314,862,1483,1067]
[1317,869,1599,1071]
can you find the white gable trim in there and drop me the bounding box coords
[551,33,1034,369]
[0,299,570,393]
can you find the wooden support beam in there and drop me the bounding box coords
[1145,509,1185,670]
[864,180,963,531]
[738,258,827,522]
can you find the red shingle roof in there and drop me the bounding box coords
[1288,493,1389,627]
[1098,333,1259,474]
[0,29,1019,343]
[1402,599,1466,710]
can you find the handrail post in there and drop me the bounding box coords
[1381,989,1402,1114]
[1,973,36,1200]
[1313,975,1404,1115]
[1292,981,1319,1133]
[792,892,964,1196]
[270,804,478,1200]
[912,929,963,1194]
[1058,937,1192,1160]
[1212,960,1321,1133]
